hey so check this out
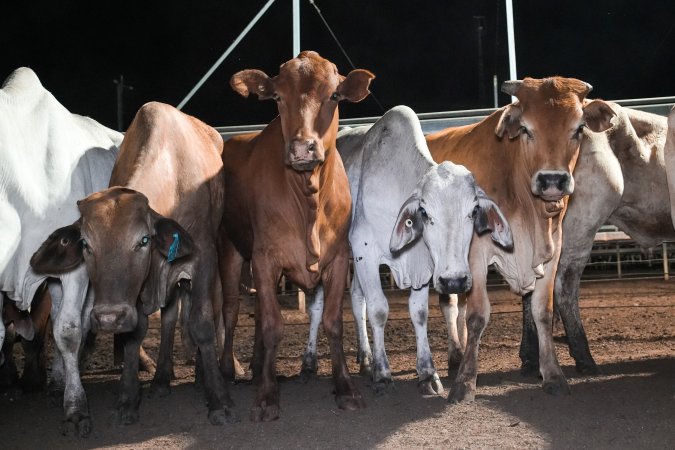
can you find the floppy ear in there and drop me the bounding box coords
[389,194,424,253]
[335,69,375,103]
[495,104,524,139]
[583,99,615,133]
[2,301,35,341]
[230,69,274,100]
[473,188,513,250]
[30,221,84,275]
[153,216,194,262]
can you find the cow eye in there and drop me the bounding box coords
[140,235,150,247]
[81,239,87,249]
[272,93,280,102]
[574,123,586,139]
[521,126,533,139]
[419,207,428,220]
[330,92,339,101]
[471,204,480,219]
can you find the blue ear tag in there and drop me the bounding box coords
[167,232,180,262]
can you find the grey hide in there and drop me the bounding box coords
[0,67,121,436]
[521,103,675,375]
[301,105,512,394]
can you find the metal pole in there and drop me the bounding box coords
[474,16,486,106]
[663,242,669,281]
[505,0,518,101]
[177,0,277,110]
[493,75,499,108]
[293,0,300,57]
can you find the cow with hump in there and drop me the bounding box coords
[0,67,121,437]
[425,77,615,402]
[521,103,673,376]
[301,105,513,396]
[31,102,236,427]
[218,51,373,421]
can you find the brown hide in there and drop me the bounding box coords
[225,51,373,283]
[426,77,614,278]
[221,51,373,417]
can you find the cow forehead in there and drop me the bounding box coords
[420,163,476,209]
[78,188,150,232]
[277,52,339,93]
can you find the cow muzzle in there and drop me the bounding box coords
[532,170,573,201]
[90,304,137,333]
[287,139,324,171]
[436,274,472,295]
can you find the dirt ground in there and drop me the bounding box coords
[1,278,674,449]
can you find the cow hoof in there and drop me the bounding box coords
[249,402,280,422]
[62,414,91,438]
[542,375,571,396]
[336,390,365,411]
[372,379,396,396]
[575,360,600,376]
[116,408,140,426]
[448,382,475,404]
[299,367,316,384]
[520,361,540,378]
[148,382,171,398]
[1,385,22,401]
[208,407,239,425]
[418,374,444,396]
[359,362,373,378]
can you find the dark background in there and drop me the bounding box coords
[2,0,674,130]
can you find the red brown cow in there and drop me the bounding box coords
[31,102,235,425]
[218,51,374,421]
[426,77,615,402]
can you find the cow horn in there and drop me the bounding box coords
[584,82,593,94]
[501,80,523,96]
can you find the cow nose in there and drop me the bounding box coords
[535,171,572,200]
[437,275,471,294]
[288,139,323,170]
[90,304,136,333]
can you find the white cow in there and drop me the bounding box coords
[520,103,675,375]
[0,67,121,436]
[301,106,512,393]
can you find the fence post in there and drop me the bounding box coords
[663,242,669,281]
[616,243,622,279]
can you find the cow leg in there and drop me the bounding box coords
[188,256,237,425]
[409,285,443,395]
[519,292,540,377]
[249,257,284,422]
[149,293,178,398]
[531,261,570,396]
[0,295,4,367]
[20,285,51,392]
[51,267,91,437]
[218,235,244,382]
[350,269,373,377]
[0,324,20,400]
[301,288,322,382]
[448,264,489,404]
[555,238,600,375]
[439,293,467,372]
[322,251,364,411]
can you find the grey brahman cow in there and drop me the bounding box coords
[301,105,512,394]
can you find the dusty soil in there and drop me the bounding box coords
[1,278,674,449]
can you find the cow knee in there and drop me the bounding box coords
[53,321,82,353]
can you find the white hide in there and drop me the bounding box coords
[0,67,121,309]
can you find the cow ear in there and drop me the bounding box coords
[389,194,424,253]
[153,217,194,262]
[30,221,84,275]
[335,69,375,103]
[230,69,274,100]
[583,99,615,133]
[495,104,524,139]
[473,188,513,250]
[2,301,35,341]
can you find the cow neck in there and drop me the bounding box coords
[286,155,329,273]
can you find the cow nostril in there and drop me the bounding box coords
[308,142,316,152]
